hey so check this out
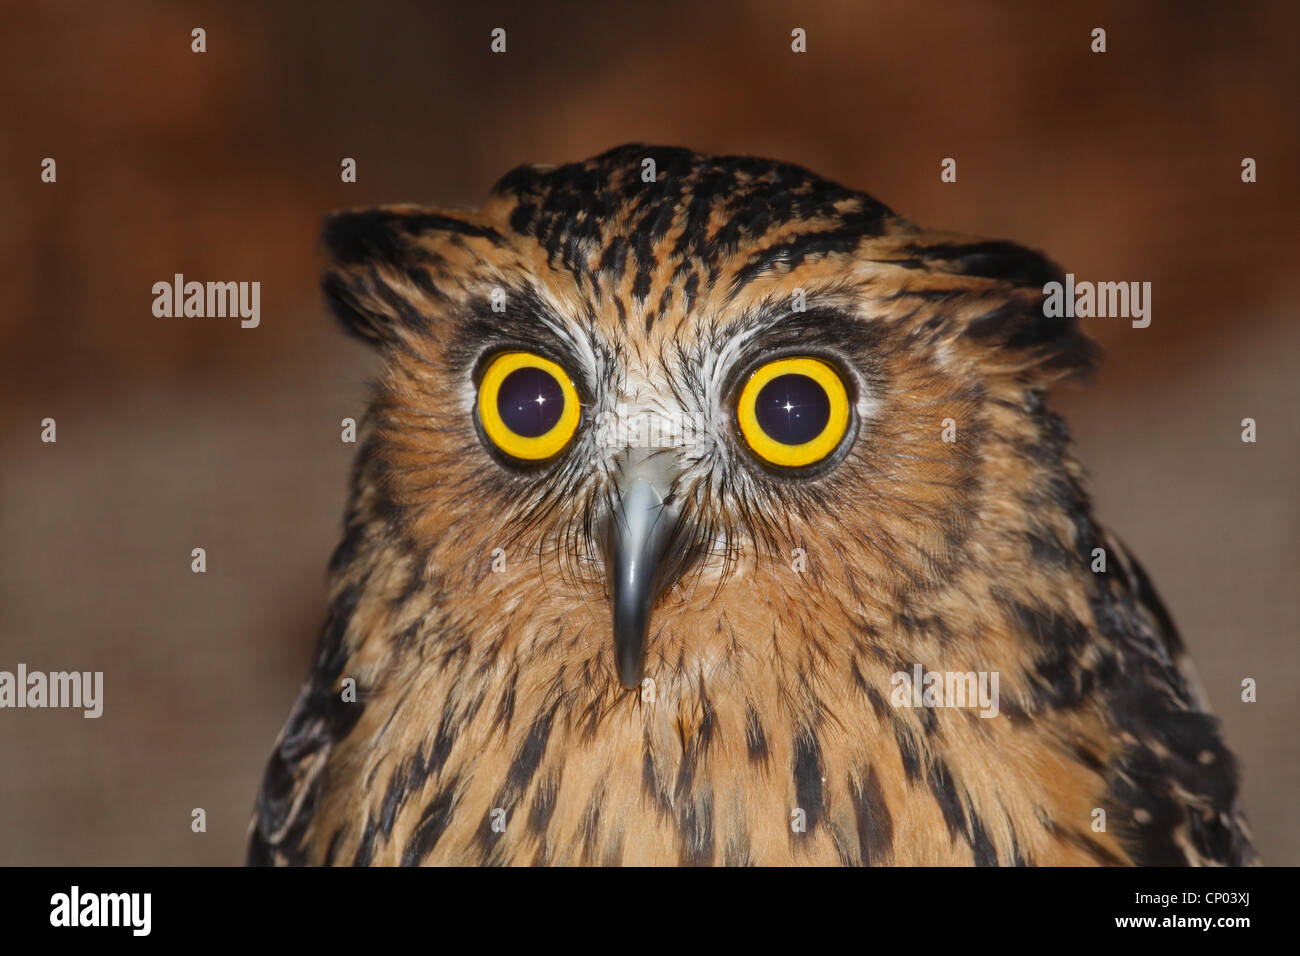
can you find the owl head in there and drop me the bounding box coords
[322,144,1097,698]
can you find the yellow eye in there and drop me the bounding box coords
[735,356,851,468]
[477,351,581,461]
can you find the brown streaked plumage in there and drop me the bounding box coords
[249,145,1254,866]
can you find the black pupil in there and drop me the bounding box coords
[497,366,565,437]
[754,373,831,445]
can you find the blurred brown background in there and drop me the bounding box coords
[1,1,1296,865]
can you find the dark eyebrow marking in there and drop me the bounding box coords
[449,286,579,360]
[707,298,888,379]
[444,284,606,405]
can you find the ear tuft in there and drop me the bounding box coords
[321,269,382,345]
[322,208,412,266]
[906,235,1100,383]
[319,206,443,347]
[917,239,1062,289]
[319,206,506,347]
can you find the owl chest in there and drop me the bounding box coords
[367,692,1098,865]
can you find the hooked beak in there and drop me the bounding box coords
[603,449,683,689]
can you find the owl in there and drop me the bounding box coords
[249,145,1253,866]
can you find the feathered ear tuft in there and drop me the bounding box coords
[319,205,505,347]
[320,205,428,346]
[905,235,1100,384]
[322,207,420,267]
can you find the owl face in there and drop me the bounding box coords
[461,296,879,687]
[323,145,1096,694]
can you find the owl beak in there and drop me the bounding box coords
[605,449,682,689]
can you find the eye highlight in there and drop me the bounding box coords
[735,356,851,469]
[477,351,581,461]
